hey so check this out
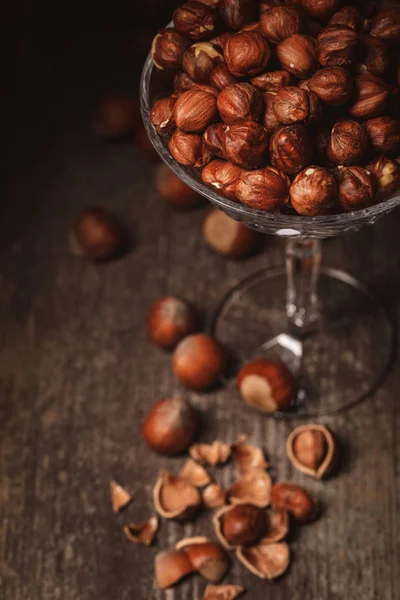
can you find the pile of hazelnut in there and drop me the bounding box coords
[150,0,400,216]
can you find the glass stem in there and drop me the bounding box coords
[286,238,321,335]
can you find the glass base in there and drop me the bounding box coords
[211,267,396,418]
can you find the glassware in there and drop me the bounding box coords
[140,51,399,418]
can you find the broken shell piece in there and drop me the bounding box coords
[123,517,158,546]
[189,440,232,466]
[236,542,290,580]
[286,424,337,479]
[155,549,195,589]
[203,584,245,600]
[232,436,268,474]
[203,483,227,508]
[260,510,289,545]
[175,536,211,550]
[153,472,201,520]
[228,469,272,508]
[110,480,132,513]
[179,459,212,487]
[175,537,230,583]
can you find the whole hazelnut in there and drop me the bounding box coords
[152,28,190,70]
[202,208,260,257]
[260,6,303,45]
[335,165,375,211]
[250,70,294,92]
[273,87,321,125]
[309,67,354,106]
[237,358,295,412]
[329,5,361,30]
[210,64,238,90]
[370,8,400,45]
[357,36,389,76]
[223,121,269,169]
[150,97,176,135]
[367,156,400,201]
[271,482,319,524]
[294,430,326,470]
[147,296,199,349]
[235,166,290,211]
[349,74,389,119]
[300,0,340,22]
[262,91,281,135]
[221,504,268,546]
[217,83,264,124]
[182,42,224,83]
[173,89,217,132]
[72,207,126,260]
[91,94,139,139]
[142,397,198,455]
[219,0,256,31]
[277,34,317,79]
[156,163,204,209]
[174,71,196,93]
[224,31,271,78]
[327,120,368,166]
[202,160,242,200]
[364,116,400,156]
[169,130,211,167]
[269,124,313,175]
[173,1,219,41]
[316,25,359,68]
[172,333,226,390]
[203,123,227,158]
[290,166,337,216]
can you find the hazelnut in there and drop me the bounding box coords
[349,74,389,119]
[241,21,262,33]
[178,540,230,583]
[219,0,256,31]
[169,130,211,167]
[223,121,269,169]
[273,87,321,125]
[150,96,176,135]
[203,123,227,158]
[172,333,226,390]
[152,28,190,70]
[235,166,290,211]
[269,124,313,175]
[72,207,126,260]
[193,83,220,97]
[367,156,400,201]
[357,36,389,76]
[300,0,340,21]
[365,116,400,156]
[156,163,204,209]
[147,295,199,349]
[260,510,290,545]
[210,63,238,90]
[304,15,322,39]
[262,91,280,135]
[250,70,294,92]
[202,162,242,200]
[91,94,139,139]
[261,7,303,45]
[153,472,201,520]
[290,166,337,216]
[224,31,271,78]
[271,482,319,524]
[142,397,198,455]
[202,208,260,257]
[370,8,400,45]
[203,585,245,600]
[155,550,195,589]
[236,542,290,580]
[316,25,359,68]
[329,5,361,30]
[216,503,268,547]
[173,1,219,41]
[336,166,375,211]
[173,89,217,132]
[228,469,272,508]
[217,83,264,124]
[110,480,132,513]
[309,66,354,106]
[237,358,295,412]
[174,71,196,93]
[202,484,227,508]
[287,424,338,478]
[328,120,368,166]
[210,32,234,51]
[124,517,159,547]
[277,34,317,79]
[183,42,224,83]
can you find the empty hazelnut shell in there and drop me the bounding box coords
[123,517,158,546]
[232,435,269,474]
[190,440,232,466]
[260,510,290,544]
[203,584,245,600]
[155,549,195,589]
[176,538,230,583]
[236,541,290,580]
[228,469,272,508]
[179,458,212,487]
[153,471,201,520]
[110,480,132,513]
[287,424,337,479]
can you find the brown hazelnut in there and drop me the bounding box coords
[260,510,290,545]
[142,397,198,455]
[367,156,400,201]
[277,34,317,79]
[193,83,220,97]
[349,74,389,119]
[219,0,256,31]
[91,94,139,139]
[250,70,294,92]
[328,120,368,165]
[370,8,400,45]
[203,123,227,158]
[336,166,375,211]
[203,585,245,600]
[290,166,337,216]
[287,424,338,478]
[237,358,295,412]
[169,130,211,167]
[180,540,230,583]
[224,31,271,78]
[357,36,389,76]
[183,42,224,83]
[300,0,340,21]
[216,503,268,547]
[261,6,303,45]
[210,63,238,90]
[147,295,199,349]
[236,541,290,580]
[172,333,226,390]
[173,1,219,41]
[269,124,313,175]
[304,15,322,38]
[152,28,190,70]
[210,32,234,51]
[329,5,361,30]
[271,482,319,524]
[235,166,290,211]
[150,97,176,135]
[155,549,195,589]
[124,517,159,547]
[217,83,264,124]
[309,66,354,106]
[72,207,126,260]
[365,116,400,156]
[174,71,196,93]
[173,89,217,132]
[153,472,201,520]
[223,121,269,169]
[273,87,321,125]
[156,163,204,209]
[202,162,243,201]
[202,207,260,257]
[316,25,359,68]
[261,91,280,135]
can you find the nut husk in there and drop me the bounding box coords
[228,469,272,508]
[153,471,201,520]
[123,517,158,546]
[286,424,337,479]
[236,541,290,580]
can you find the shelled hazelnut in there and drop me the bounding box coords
[367,156,400,201]
[336,166,375,211]
[271,482,319,524]
[202,208,260,257]
[349,74,389,119]
[169,130,211,167]
[203,123,227,158]
[210,32,233,51]
[260,6,303,45]
[183,43,224,83]
[219,0,256,31]
[72,207,127,260]
[290,166,337,216]
[273,87,321,125]
[237,358,295,413]
[147,295,199,349]
[357,36,389,77]
[235,166,290,211]
[217,83,264,125]
[210,64,238,90]
[91,94,139,139]
[316,25,359,67]
[173,1,219,41]
[224,31,271,78]
[269,124,313,175]
[156,163,204,209]
[301,0,340,22]
[174,71,196,93]
[262,91,281,135]
[150,97,176,135]
[329,5,361,30]
[173,89,217,132]
[309,67,354,106]
[250,70,294,92]
[202,161,242,200]
[370,8,400,45]
[327,120,368,165]
[223,122,269,170]
[152,29,190,70]
[142,397,198,455]
[364,117,400,156]
[172,333,226,389]
[277,34,317,78]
